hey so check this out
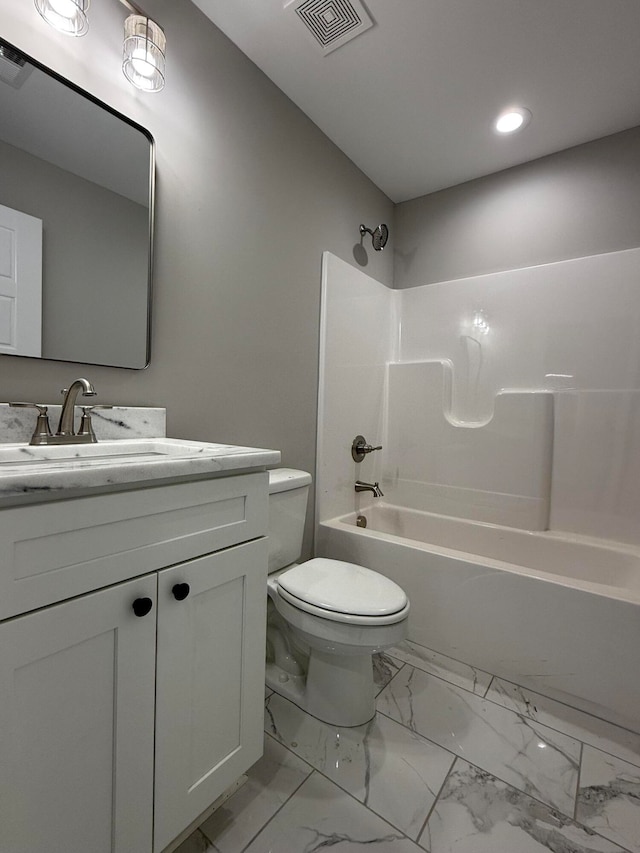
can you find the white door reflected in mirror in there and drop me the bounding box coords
[0,203,42,357]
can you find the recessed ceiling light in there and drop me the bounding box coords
[494,107,531,134]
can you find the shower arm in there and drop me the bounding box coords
[359,222,389,251]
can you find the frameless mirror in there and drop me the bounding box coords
[0,38,154,369]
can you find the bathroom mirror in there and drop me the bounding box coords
[0,38,154,369]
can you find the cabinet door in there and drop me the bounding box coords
[0,575,157,853]
[154,538,267,853]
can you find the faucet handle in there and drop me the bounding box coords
[351,435,383,462]
[10,401,49,412]
[9,402,53,445]
[77,405,113,441]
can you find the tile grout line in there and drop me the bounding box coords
[572,737,640,772]
[573,740,583,823]
[483,674,495,697]
[415,754,458,850]
[376,656,409,695]
[237,769,317,853]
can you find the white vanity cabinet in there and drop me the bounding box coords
[0,573,157,853]
[0,470,269,853]
[154,538,267,852]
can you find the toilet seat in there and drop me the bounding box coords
[276,558,409,626]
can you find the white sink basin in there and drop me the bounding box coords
[0,438,281,503]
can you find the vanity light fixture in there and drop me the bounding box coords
[34,0,90,37]
[494,106,531,134]
[33,0,166,93]
[122,11,165,92]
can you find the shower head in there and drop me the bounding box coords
[360,223,389,251]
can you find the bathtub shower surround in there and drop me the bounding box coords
[316,251,640,731]
[317,249,640,542]
[386,361,554,528]
[551,391,640,545]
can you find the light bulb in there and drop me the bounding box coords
[494,107,531,135]
[496,112,523,133]
[130,48,157,79]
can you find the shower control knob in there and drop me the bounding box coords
[351,435,383,462]
[132,597,153,617]
[172,583,190,601]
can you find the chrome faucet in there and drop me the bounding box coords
[57,378,97,437]
[355,480,384,498]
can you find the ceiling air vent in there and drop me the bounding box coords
[288,0,374,55]
[0,44,33,89]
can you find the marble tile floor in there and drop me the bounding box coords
[176,640,640,853]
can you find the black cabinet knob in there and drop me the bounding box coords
[132,597,153,617]
[172,582,190,601]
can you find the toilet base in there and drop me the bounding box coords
[266,649,375,727]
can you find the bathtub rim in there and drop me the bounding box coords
[320,507,640,607]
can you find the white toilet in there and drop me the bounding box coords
[266,468,409,726]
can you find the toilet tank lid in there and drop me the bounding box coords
[268,468,312,494]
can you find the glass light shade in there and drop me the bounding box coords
[34,0,89,36]
[123,14,166,93]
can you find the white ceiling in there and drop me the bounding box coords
[190,0,640,203]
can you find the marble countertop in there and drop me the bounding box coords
[0,438,281,506]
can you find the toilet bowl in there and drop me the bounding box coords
[266,469,409,726]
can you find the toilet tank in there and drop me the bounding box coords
[268,468,312,574]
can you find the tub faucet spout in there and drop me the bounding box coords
[355,480,384,498]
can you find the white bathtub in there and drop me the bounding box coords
[317,504,640,733]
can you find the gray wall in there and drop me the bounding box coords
[394,126,640,288]
[0,139,148,366]
[0,0,393,551]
